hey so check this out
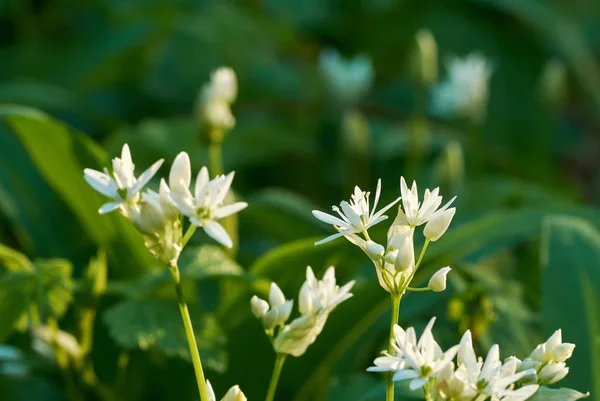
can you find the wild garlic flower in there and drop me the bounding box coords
[206,380,247,401]
[386,318,459,390]
[169,152,247,248]
[456,331,539,401]
[319,48,373,106]
[432,52,493,123]
[519,329,575,386]
[84,144,164,216]
[265,266,354,357]
[399,177,456,230]
[428,266,451,292]
[198,67,238,132]
[312,180,401,245]
[251,283,294,330]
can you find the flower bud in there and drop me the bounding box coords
[251,296,269,318]
[529,345,546,362]
[202,100,235,131]
[518,358,541,372]
[299,282,313,315]
[539,362,569,385]
[394,236,414,272]
[275,300,294,326]
[365,240,385,261]
[424,208,455,241]
[210,67,238,104]
[222,385,247,401]
[384,250,399,265]
[428,266,451,292]
[263,308,279,330]
[552,343,575,362]
[269,283,286,307]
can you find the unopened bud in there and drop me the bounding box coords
[424,208,455,241]
[428,266,451,292]
[222,385,247,401]
[552,343,575,362]
[269,283,286,307]
[251,296,269,318]
[263,308,279,330]
[365,240,385,261]
[539,362,569,385]
[275,300,294,326]
[384,250,399,265]
[299,282,313,315]
[395,236,414,272]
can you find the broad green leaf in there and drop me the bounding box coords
[103,299,227,372]
[0,105,156,276]
[0,271,33,341]
[0,243,32,271]
[529,386,590,401]
[541,216,600,398]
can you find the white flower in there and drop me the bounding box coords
[84,144,164,215]
[428,266,451,292]
[528,329,575,364]
[132,179,178,235]
[432,52,493,122]
[319,49,373,105]
[198,67,237,131]
[424,207,456,241]
[202,100,236,131]
[273,266,354,357]
[206,380,247,401]
[312,179,401,245]
[538,362,569,385]
[399,177,456,227]
[169,152,247,248]
[456,331,539,401]
[207,67,238,104]
[252,283,294,330]
[365,240,385,260]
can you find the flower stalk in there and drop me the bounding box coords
[386,294,401,401]
[265,354,287,401]
[169,263,211,401]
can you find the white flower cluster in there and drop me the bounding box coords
[312,177,456,293]
[251,266,354,357]
[206,380,247,401]
[319,48,374,106]
[369,320,588,401]
[432,52,494,123]
[198,67,238,133]
[84,144,247,264]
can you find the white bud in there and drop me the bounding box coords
[428,266,451,292]
[519,358,541,372]
[552,343,575,362]
[384,250,399,265]
[222,385,247,401]
[539,362,569,385]
[299,282,313,315]
[529,345,546,362]
[394,236,414,272]
[250,296,269,318]
[263,308,279,330]
[269,283,286,307]
[210,67,238,104]
[203,100,235,131]
[275,300,294,326]
[365,240,385,260]
[424,208,455,241]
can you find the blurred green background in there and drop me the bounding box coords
[1,0,600,400]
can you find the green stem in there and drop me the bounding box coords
[424,382,433,401]
[415,239,430,270]
[265,353,287,401]
[208,140,223,177]
[386,294,401,401]
[406,287,429,292]
[182,225,198,248]
[169,265,210,401]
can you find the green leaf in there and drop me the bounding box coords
[103,299,228,372]
[0,104,156,276]
[541,216,600,398]
[0,270,33,341]
[529,386,590,401]
[0,243,32,271]
[179,245,244,279]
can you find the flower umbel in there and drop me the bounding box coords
[312,179,401,245]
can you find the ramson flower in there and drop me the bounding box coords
[169,152,247,248]
[319,48,373,105]
[432,53,493,123]
[312,179,401,245]
[519,329,575,386]
[428,266,451,292]
[398,177,456,228]
[84,144,164,216]
[198,67,238,132]
[206,380,247,401]
[272,266,354,357]
[251,283,294,330]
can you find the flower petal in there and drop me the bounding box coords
[312,210,348,227]
[131,159,164,196]
[169,152,191,192]
[392,370,420,382]
[98,202,121,214]
[84,169,118,198]
[202,220,233,248]
[194,167,210,204]
[213,202,248,219]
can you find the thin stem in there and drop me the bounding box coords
[406,287,429,292]
[415,239,430,270]
[182,225,198,248]
[208,140,223,177]
[386,294,401,401]
[169,265,210,401]
[265,353,287,401]
[424,382,434,401]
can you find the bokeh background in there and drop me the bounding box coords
[1,0,600,400]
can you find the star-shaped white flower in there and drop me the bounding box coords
[399,177,456,227]
[312,179,401,245]
[169,152,247,248]
[84,144,164,215]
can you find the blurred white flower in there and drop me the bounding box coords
[251,283,294,330]
[207,67,238,104]
[169,153,247,248]
[398,177,456,227]
[84,144,164,215]
[206,380,247,401]
[432,52,493,122]
[312,179,401,245]
[319,48,374,105]
[527,330,575,364]
[198,67,238,132]
[273,266,354,357]
[428,266,451,292]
